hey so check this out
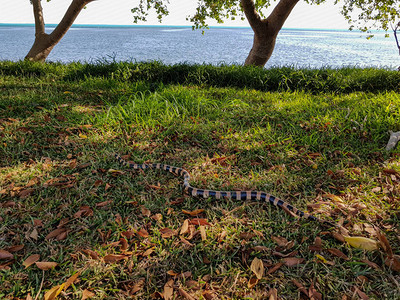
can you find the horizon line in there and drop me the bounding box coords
[0,22,355,32]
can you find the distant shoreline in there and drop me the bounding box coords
[0,23,357,32]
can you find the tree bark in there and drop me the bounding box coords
[241,0,299,67]
[25,0,94,62]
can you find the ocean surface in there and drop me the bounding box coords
[0,24,398,68]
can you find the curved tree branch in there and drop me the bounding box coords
[240,0,263,32]
[31,0,46,37]
[50,0,95,44]
[267,0,299,33]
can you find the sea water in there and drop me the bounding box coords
[0,24,398,68]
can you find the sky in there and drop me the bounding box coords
[1,0,350,30]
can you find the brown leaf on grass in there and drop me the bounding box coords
[273,250,298,258]
[292,279,308,297]
[23,254,40,268]
[239,232,256,240]
[46,228,67,240]
[0,250,13,260]
[121,230,136,239]
[6,244,24,253]
[64,271,81,291]
[29,228,39,240]
[331,231,345,243]
[44,283,65,300]
[326,248,349,260]
[36,261,58,270]
[141,206,151,217]
[74,206,93,218]
[163,279,174,300]
[247,277,259,289]
[142,248,155,257]
[131,278,145,295]
[282,257,305,267]
[119,238,129,251]
[271,236,289,247]
[82,249,99,260]
[19,188,34,199]
[182,209,205,216]
[199,226,207,241]
[180,236,194,247]
[375,228,393,257]
[151,213,163,222]
[96,200,112,208]
[353,287,369,300]
[266,262,283,275]
[385,255,400,272]
[250,257,264,279]
[268,288,278,300]
[309,282,322,300]
[26,293,33,300]
[160,228,177,238]
[81,289,95,300]
[178,288,196,300]
[309,236,323,252]
[360,259,381,270]
[136,228,149,238]
[180,219,189,235]
[189,218,211,226]
[104,254,129,263]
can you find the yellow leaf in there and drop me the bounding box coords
[250,257,264,280]
[44,283,65,300]
[78,134,87,139]
[315,254,328,263]
[344,236,378,251]
[63,271,81,291]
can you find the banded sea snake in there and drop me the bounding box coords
[115,154,335,227]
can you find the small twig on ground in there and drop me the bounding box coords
[34,270,45,300]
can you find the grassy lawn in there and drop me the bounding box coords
[1,61,400,299]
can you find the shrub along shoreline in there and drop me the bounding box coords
[0,61,399,299]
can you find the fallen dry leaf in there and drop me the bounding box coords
[343,236,378,251]
[182,209,205,216]
[82,249,99,260]
[199,226,207,241]
[36,261,58,270]
[385,255,400,272]
[137,228,149,238]
[180,219,189,235]
[282,257,305,267]
[266,262,283,275]
[178,288,196,300]
[163,279,174,300]
[0,250,13,260]
[6,244,24,253]
[375,228,393,257]
[189,218,211,226]
[64,271,81,291]
[44,283,65,300]
[247,277,259,289]
[354,286,369,300]
[46,228,67,240]
[160,228,176,238]
[131,278,145,294]
[250,257,264,279]
[81,289,95,300]
[23,254,40,268]
[103,254,129,263]
[360,259,381,270]
[326,248,349,260]
[292,279,308,297]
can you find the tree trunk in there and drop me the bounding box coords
[241,0,299,67]
[25,0,94,62]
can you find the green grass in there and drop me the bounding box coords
[0,61,400,299]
